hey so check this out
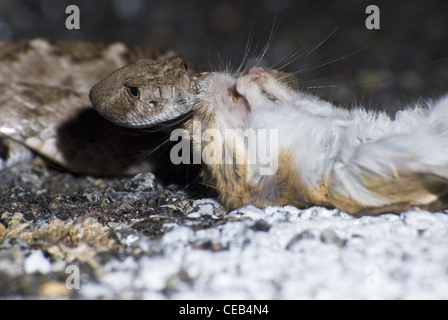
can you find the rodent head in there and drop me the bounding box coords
[195,72,250,132]
[89,57,198,128]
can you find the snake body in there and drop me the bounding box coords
[0,39,191,176]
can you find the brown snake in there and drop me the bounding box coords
[0,39,199,177]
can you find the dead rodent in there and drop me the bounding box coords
[90,59,448,216]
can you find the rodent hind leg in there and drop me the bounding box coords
[330,136,448,215]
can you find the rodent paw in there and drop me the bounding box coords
[247,67,269,85]
[236,73,260,96]
[236,67,269,96]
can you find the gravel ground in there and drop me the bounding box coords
[1,163,448,300]
[1,0,448,300]
[77,206,448,300]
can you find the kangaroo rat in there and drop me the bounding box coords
[90,59,448,216]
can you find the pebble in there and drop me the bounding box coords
[320,228,347,247]
[286,230,315,249]
[24,250,51,274]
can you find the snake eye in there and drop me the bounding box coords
[184,63,188,71]
[128,86,140,99]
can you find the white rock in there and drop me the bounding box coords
[24,250,51,274]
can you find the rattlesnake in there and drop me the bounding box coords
[0,39,197,177]
[0,38,290,178]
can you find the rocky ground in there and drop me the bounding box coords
[1,162,448,299]
[0,162,223,298]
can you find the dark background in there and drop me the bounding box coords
[0,0,447,113]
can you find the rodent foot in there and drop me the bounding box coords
[247,67,269,85]
[236,73,260,96]
[237,67,270,96]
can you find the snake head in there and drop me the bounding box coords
[89,57,198,128]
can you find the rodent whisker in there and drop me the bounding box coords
[292,44,370,76]
[270,27,338,73]
[250,8,281,70]
[235,21,256,75]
